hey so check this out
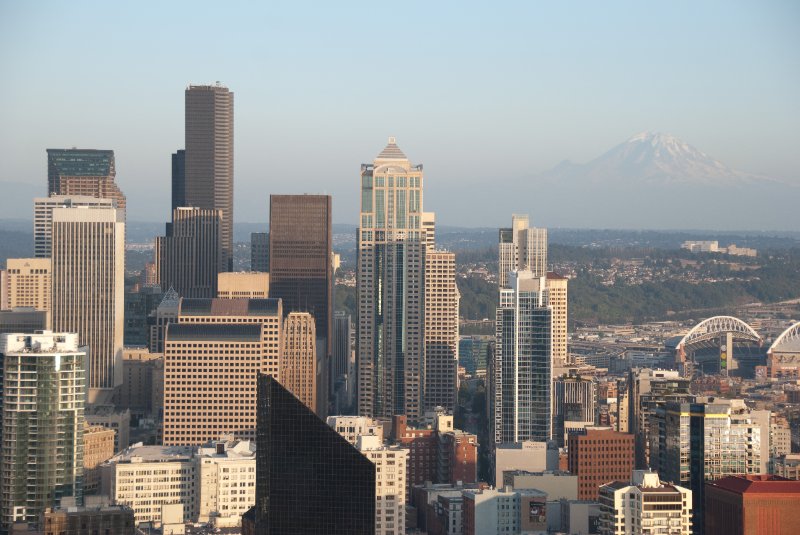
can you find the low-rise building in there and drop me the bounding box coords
[327,415,384,446]
[197,439,256,527]
[83,423,116,496]
[358,434,408,535]
[705,474,800,535]
[101,443,197,527]
[598,470,692,535]
[42,501,136,535]
[462,487,548,535]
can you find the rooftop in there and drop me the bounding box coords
[179,298,279,317]
[108,443,194,464]
[166,323,263,342]
[707,475,800,495]
[375,137,407,160]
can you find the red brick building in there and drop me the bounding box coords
[705,475,800,535]
[567,428,634,500]
[392,414,478,501]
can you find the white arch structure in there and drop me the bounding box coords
[767,322,800,355]
[676,315,761,363]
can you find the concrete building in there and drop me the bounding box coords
[42,502,136,535]
[83,423,116,496]
[773,453,800,480]
[494,271,552,444]
[357,138,428,420]
[123,285,164,346]
[281,312,317,413]
[197,439,256,528]
[33,195,114,259]
[502,470,578,501]
[546,272,569,370]
[463,487,548,535]
[0,309,49,335]
[115,347,163,418]
[493,441,557,488]
[84,405,130,453]
[250,232,269,273]
[327,415,384,446]
[162,298,282,445]
[498,214,548,288]
[156,207,223,299]
[217,272,269,299]
[184,84,234,272]
[51,205,124,398]
[568,428,634,501]
[269,194,332,417]
[0,332,86,531]
[424,250,460,413]
[560,500,601,535]
[705,475,800,535]
[598,470,692,535]
[101,444,197,527]
[358,434,408,535]
[4,258,51,328]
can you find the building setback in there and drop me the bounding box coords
[184,84,234,271]
[250,374,375,534]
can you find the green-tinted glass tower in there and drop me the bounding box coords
[0,332,86,531]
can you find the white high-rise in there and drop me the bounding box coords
[493,271,553,444]
[51,205,124,399]
[33,195,114,258]
[498,214,547,288]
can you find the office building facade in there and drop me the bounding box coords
[51,205,124,396]
[424,251,459,413]
[33,195,114,259]
[46,148,125,213]
[250,232,269,272]
[281,312,317,413]
[568,428,635,501]
[705,475,800,535]
[253,374,375,534]
[4,258,51,327]
[184,84,234,271]
[553,375,597,447]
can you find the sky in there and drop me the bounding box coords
[0,1,798,228]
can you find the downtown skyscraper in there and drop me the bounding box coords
[493,271,552,444]
[46,149,126,214]
[357,138,428,420]
[181,84,234,271]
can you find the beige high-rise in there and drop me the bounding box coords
[51,205,124,397]
[162,298,282,445]
[217,272,269,299]
[424,251,459,413]
[34,195,114,258]
[184,84,234,272]
[281,312,317,413]
[498,214,547,288]
[546,272,568,369]
[5,258,51,327]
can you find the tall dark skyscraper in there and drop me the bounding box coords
[268,195,332,414]
[184,84,234,271]
[251,232,269,272]
[252,374,375,535]
[155,207,222,298]
[171,149,185,211]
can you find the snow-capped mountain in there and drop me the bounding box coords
[539,131,774,187]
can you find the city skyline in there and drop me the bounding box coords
[1,3,798,230]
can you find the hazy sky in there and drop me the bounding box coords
[1,1,798,227]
